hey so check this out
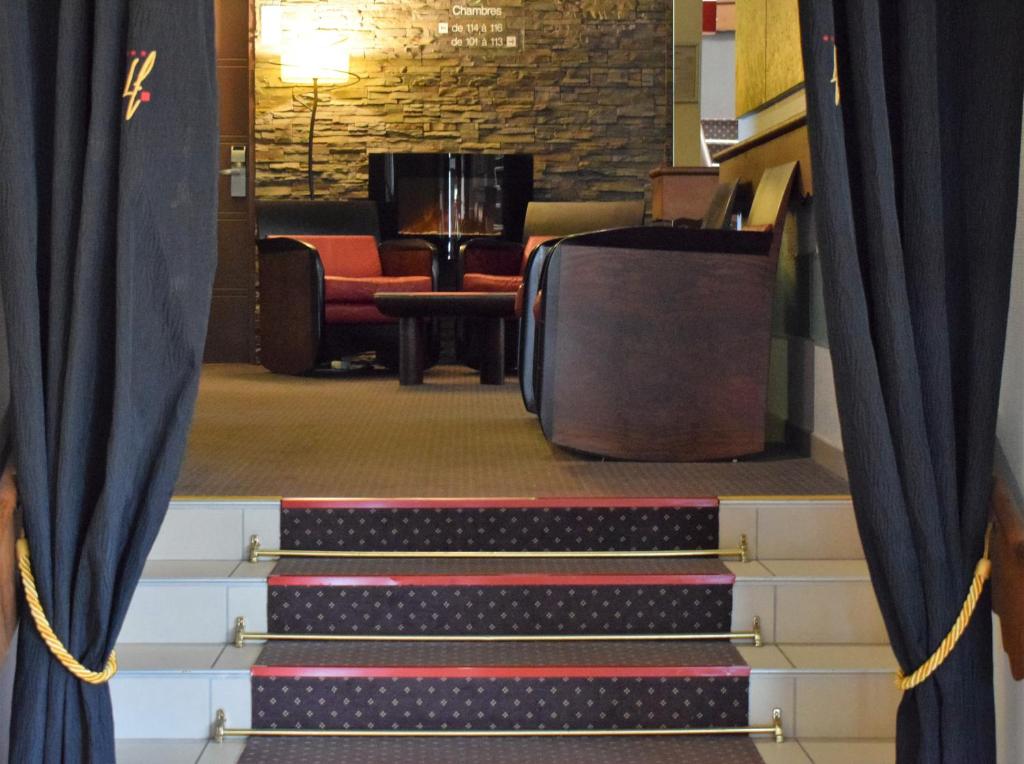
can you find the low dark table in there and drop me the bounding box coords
[374,292,517,385]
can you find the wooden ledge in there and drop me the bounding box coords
[712,114,807,164]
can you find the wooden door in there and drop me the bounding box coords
[207,0,255,362]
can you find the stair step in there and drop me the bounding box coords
[280,498,720,552]
[110,643,898,740]
[251,641,749,731]
[267,558,735,636]
[125,560,882,645]
[235,735,766,764]
[152,497,861,562]
[271,557,735,576]
[111,737,897,763]
[255,639,747,672]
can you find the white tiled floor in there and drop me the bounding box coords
[739,644,794,671]
[213,644,263,671]
[198,741,247,763]
[755,738,897,764]
[779,644,897,672]
[757,740,813,764]
[141,560,242,579]
[115,739,246,764]
[760,560,871,580]
[231,561,277,579]
[799,739,896,764]
[116,643,226,672]
[115,740,209,764]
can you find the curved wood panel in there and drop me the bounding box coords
[258,240,323,375]
[539,243,776,461]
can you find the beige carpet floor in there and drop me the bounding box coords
[175,364,848,497]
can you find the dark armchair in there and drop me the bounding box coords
[256,200,437,374]
[519,162,798,461]
[457,200,645,368]
[459,200,647,292]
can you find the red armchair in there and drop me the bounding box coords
[257,201,437,375]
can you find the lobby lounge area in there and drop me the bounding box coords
[2,0,1023,763]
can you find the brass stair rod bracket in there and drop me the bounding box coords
[212,708,785,742]
[234,616,247,648]
[231,617,765,647]
[248,534,750,561]
[213,709,226,744]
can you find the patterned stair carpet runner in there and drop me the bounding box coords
[251,641,750,730]
[239,498,766,763]
[238,735,763,763]
[278,498,721,552]
[267,557,735,636]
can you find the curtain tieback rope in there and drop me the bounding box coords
[895,524,993,691]
[15,536,117,684]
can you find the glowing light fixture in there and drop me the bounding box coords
[280,28,350,85]
[263,4,355,197]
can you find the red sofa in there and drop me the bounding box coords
[257,201,437,374]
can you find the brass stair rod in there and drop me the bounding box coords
[213,708,784,744]
[248,534,748,563]
[233,616,762,648]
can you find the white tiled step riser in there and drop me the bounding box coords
[732,578,887,645]
[151,502,280,561]
[121,561,274,643]
[720,500,863,561]
[111,663,898,740]
[122,563,885,645]
[154,499,862,561]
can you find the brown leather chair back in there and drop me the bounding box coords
[522,200,645,242]
[257,200,382,240]
[747,162,798,231]
[700,180,741,230]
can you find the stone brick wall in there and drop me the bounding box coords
[254,0,672,209]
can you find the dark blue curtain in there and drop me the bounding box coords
[0,1,217,760]
[798,2,1024,762]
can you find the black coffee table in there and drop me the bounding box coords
[374,292,518,385]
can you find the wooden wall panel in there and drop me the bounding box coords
[207,0,256,363]
[765,0,804,101]
[735,0,766,116]
[718,123,813,197]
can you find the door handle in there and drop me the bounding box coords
[222,145,247,198]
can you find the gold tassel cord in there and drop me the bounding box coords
[15,537,117,684]
[895,524,993,692]
[831,43,841,106]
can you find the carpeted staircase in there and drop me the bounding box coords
[216,498,780,762]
